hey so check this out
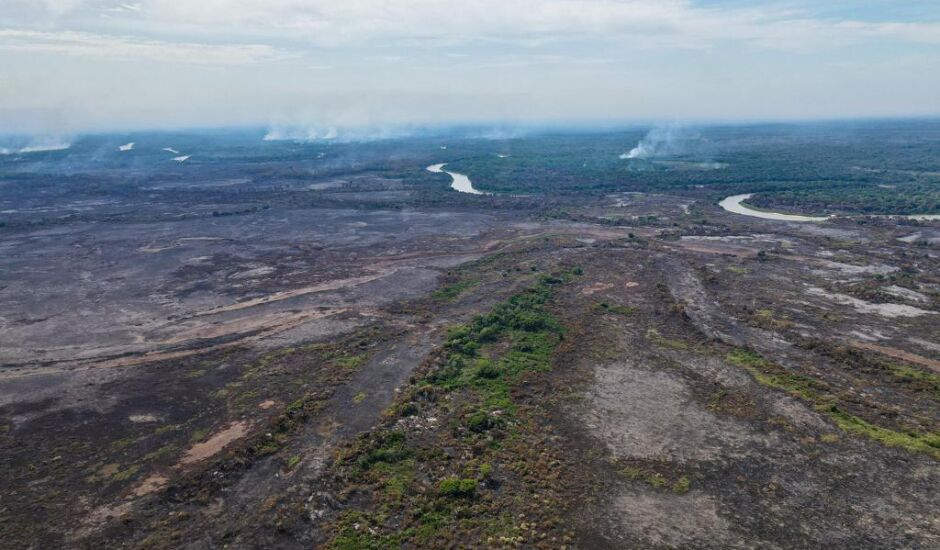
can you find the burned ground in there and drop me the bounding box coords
[1,133,939,549]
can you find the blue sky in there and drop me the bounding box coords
[1,1,938,136]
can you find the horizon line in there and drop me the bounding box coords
[3,114,940,140]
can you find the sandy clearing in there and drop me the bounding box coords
[82,501,134,531]
[180,421,249,465]
[133,474,169,497]
[581,282,614,296]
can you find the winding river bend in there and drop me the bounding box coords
[718,194,830,222]
[719,193,940,222]
[426,163,485,195]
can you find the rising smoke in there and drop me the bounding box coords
[262,123,530,143]
[620,124,686,160]
[0,136,71,155]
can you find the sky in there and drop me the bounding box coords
[1,0,939,136]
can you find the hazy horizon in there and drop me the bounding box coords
[5,116,940,142]
[3,1,940,137]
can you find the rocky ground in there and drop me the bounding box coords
[1,177,938,549]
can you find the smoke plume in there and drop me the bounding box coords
[620,124,686,160]
[0,135,71,155]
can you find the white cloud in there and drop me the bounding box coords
[0,1,938,131]
[0,29,292,64]
[3,1,940,51]
[101,3,142,14]
[844,21,940,46]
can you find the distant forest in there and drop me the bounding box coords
[2,120,939,227]
[434,120,940,215]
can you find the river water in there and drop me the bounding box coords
[426,163,485,195]
[718,193,939,222]
[718,194,830,222]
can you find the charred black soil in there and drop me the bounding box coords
[2,130,939,549]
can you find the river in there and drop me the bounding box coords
[426,163,485,195]
[718,194,830,222]
[719,193,939,222]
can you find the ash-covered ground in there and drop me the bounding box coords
[1,127,938,549]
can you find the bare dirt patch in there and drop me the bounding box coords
[132,474,169,497]
[581,282,614,296]
[607,490,743,548]
[583,359,772,462]
[180,420,249,465]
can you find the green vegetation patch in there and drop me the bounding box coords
[429,272,570,406]
[433,279,477,301]
[827,406,940,458]
[334,354,367,369]
[727,348,940,459]
[887,364,940,400]
[355,430,412,471]
[647,328,691,351]
[324,268,581,547]
[437,477,478,498]
[727,349,829,402]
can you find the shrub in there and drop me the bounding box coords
[672,476,691,494]
[466,411,502,433]
[357,431,411,469]
[438,477,477,498]
[475,359,502,379]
